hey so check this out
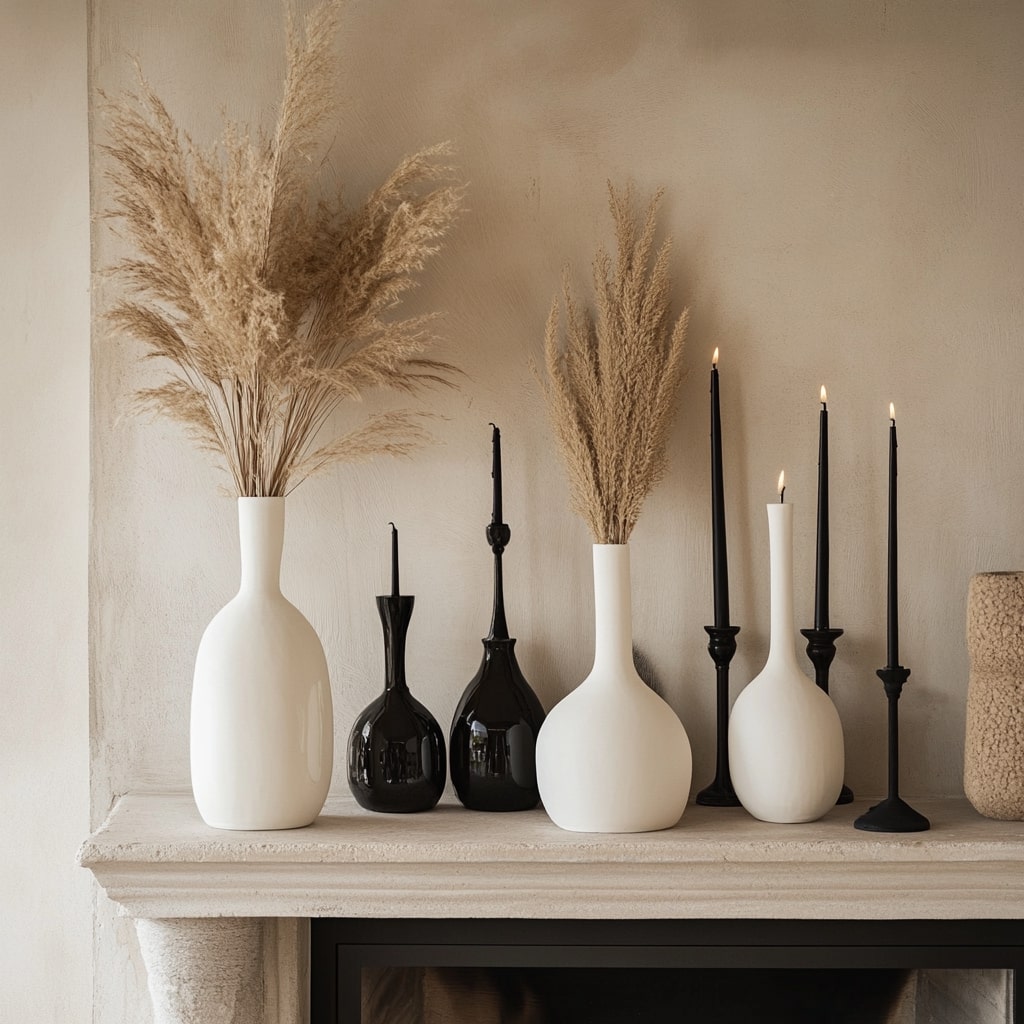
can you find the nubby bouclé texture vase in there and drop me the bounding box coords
[965,571,1024,820]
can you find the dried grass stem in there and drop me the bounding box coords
[103,0,464,496]
[542,183,688,544]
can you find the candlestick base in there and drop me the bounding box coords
[696,624,742,808]
[695,777,741,807]
[854,795,930,833]
[799,625,853,805]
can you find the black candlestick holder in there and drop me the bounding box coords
[799,625,854,805]
[854,664,930,833]
[696,624,742,807]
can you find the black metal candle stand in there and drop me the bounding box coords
[799,625,854,805]
[854,665,930,833]
[696,624,742,807]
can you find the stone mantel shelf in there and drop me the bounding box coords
[81,790,1024,921]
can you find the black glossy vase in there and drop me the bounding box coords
[450,443,546,811]
[347,595,446,813]
[450,633,546,810]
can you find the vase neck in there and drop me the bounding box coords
[237,497,285,595]
[766,503,799,669]
[488,551,510,641]
[378,596,414,692]
[591,544,636,678]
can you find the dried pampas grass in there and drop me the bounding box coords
[102,0,464,496]
[542,184,688,545]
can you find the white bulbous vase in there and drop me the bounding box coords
[191,497,333,830]
[536,544,692,833]
[729,502,844,823]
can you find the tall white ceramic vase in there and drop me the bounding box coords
[191,497,333,830]
[729,502,844,823]
[536,544,692,833]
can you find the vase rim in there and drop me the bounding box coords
[237,495,285,503]
[973,570,1024,577]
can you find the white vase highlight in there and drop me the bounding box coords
[191,498,333,830]
[729,502,844,823]
[536,544,692,833]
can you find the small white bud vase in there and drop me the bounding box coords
[729,503,844,823]
[536,544,692,833]
[190,497,333,830]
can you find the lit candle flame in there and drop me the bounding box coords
[777,469,786,501]
[889,402,896,422]
[820,385,827,405]
[712,347,719,368]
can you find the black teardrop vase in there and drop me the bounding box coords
[450,637,546,810]
[347,595,446,813]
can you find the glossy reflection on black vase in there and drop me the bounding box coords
[347,524,446,813]
[450,425,546,811]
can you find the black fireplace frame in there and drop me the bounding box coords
[311,918,1022,1023]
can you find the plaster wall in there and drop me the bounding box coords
[89,1,1024,1020]
[1,0,92,1020]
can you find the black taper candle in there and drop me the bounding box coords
[887,405,898,668]
[697,347,742,807]
[803,389,851,801]
[389,522,399,597]
[814,387,830,629]
[490,422,503,525]
[710,349,730,628]
[803,394,849,803]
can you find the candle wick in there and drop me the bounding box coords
[779,488,786,504]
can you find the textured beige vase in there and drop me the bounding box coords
[964,571,1024,820]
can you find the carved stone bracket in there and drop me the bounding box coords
[136,918,262,1024]
[133,917,306,1024]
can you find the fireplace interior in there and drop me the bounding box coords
[311,920,1019,1024]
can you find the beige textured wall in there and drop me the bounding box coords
[89,0,1024,1019]
[1,0,92,1021]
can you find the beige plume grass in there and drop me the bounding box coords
[102,0,464,496]
[541,183,688,544]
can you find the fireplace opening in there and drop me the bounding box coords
[311,919,1021,1024]
[362,966,921,1023]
